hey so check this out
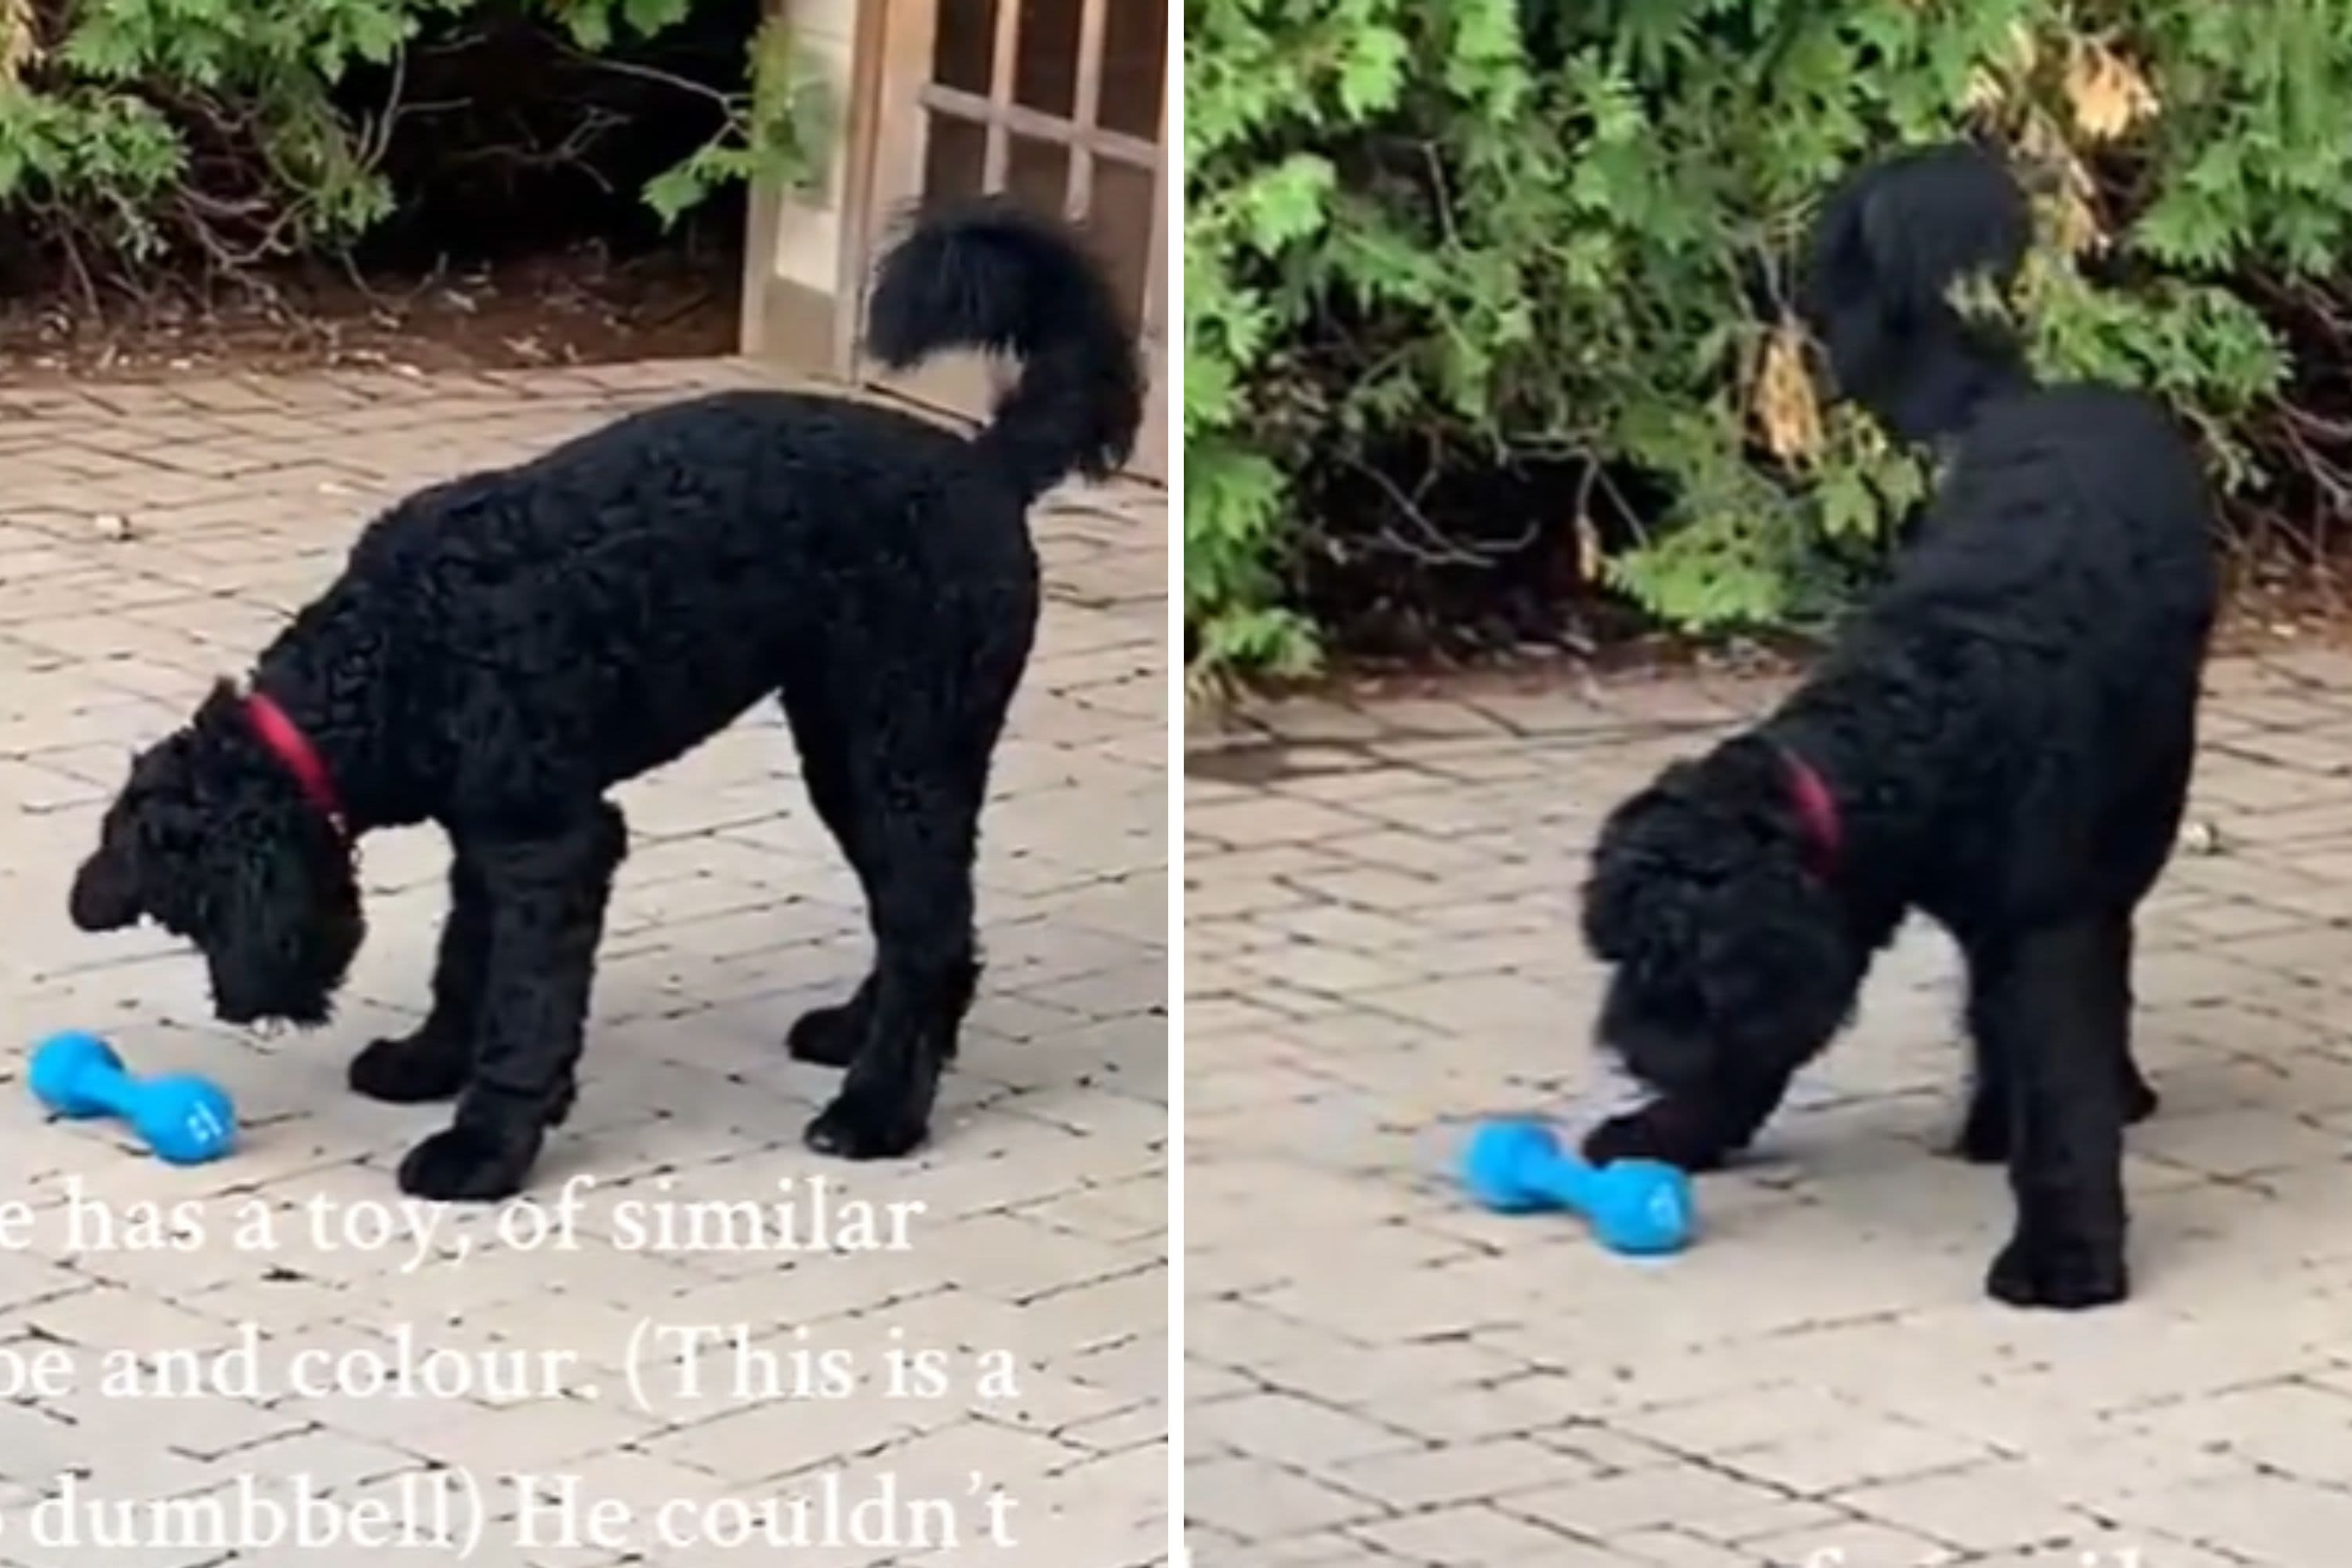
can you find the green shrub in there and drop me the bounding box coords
[0,0,825,278]
[1185,0,2352,684]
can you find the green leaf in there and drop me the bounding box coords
[623,0,693,37]
[641,162,706,230]
[1233,154,1336,255]
[1336,26,1409,119]
[550,1,615,51]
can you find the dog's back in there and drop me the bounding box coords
[325,389,1025,787]
[275,201,1145,808]
[1878,383,2214,637]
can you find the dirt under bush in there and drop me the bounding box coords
[0,1,764,382]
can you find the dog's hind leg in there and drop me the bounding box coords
[1976,913,2133,1309]
[1954,1033,2013,1164]
[801,751,985,1162]
[779,681,989,1076]
[2111,913,2159,1126]
[395,803,627,1200]
[2100,739,2193,1127]
[349,836,487,1106]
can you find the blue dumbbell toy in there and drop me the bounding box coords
[28,1032,237,1166]
[1461,1118,1693,1254]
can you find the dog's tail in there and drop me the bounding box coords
[867,198,1145,503]
[1798,141,2034,443]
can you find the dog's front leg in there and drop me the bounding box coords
[396,804,627,1202]
[350,837,489,1105]
[1955,940,2016,1163]
[1979,916,2131,1309]
[1958,922,2157,1167]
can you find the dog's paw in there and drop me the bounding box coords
[1584,1105,1728,1172]
[2123,1073,2160,1126]
[1986,1229,2129,1310]
[397,1123,541,1202]
[804,1091,929,1161]
[350,1032,470,1104]
[786,1003,862,1068]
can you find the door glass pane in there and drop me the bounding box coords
[1099,0,1164,137]
[1005,134,1071,218]
[924,114,989,203]
[933,0,1000,95]
[1013,0,1083,118]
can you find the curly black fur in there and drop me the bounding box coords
[1580,143,2217,1309]
[869,198,1142,500]
[70,198,1143,1200]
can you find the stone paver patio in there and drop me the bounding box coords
[0,361,1167,1566]
[1186,656,2352,1567]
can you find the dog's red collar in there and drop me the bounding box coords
[1779,747,1842,879]
[245,691,345,837]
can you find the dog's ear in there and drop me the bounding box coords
[1581,760,1722,970]
[1695,854,1858,1058]
[202,779,363,1025]
[1583,790,1676,967]
[69,845,140,931]
[69,737,201,934]
[1583,842,1697,973]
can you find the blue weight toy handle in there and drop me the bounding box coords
[1461,1118,1694,1254]
[1537,1143,1692,1254]
[1527,1139,1605,1205]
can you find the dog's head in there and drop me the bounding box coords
[1580,738,1864,1101]
[70,684,362,1027]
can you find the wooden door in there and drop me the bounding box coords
[857,0,1168,481]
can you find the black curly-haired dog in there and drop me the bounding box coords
[1579,143,2218,1309]
[67,200,1143,1200]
